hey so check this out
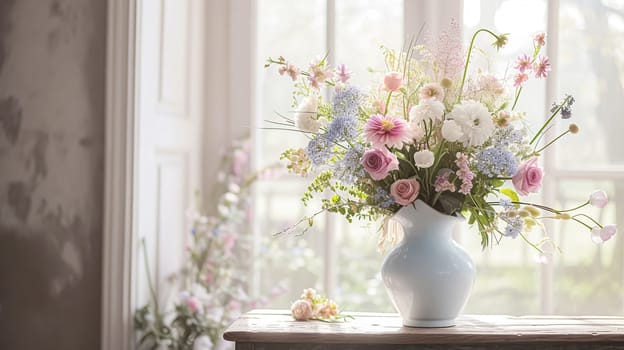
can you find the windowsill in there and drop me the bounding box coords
[224,309,624,349]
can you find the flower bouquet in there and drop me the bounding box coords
[265,26,616,252]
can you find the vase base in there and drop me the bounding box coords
[402,319,456,328]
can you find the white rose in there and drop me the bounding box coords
[409,99,445,124]
[193,335,213,350]
[413,150,435,168]
[441,120,463,142]
[295,97,321,132]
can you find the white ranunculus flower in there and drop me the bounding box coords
[193,335,213,350]
[409,99,445,124]
[441,120,463,142]
[445,100,494,147]
[413,150,435,168]
[294,96,321,132]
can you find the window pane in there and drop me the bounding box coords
[463,0,547,315]
[555,0,624,169]
[255,0,326,308]
[552,179,623,315]
[331,0,403,312]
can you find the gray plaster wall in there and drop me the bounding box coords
[0,0,105,348]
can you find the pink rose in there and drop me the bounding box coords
[361,148,399,180]
[390,178,421,205]
[291,299,313,321]
[512,157,543,196]
[383,71,403,92]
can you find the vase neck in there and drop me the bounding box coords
[391,200,462,240]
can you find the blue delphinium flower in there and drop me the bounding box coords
[373,187,395,208]
[491,125,523,148]
[550,94,575,119]
[333,144,365,185]
[325,115,359,142]
[500,197,512,209]
[502,216,523,239]
[476,148,518,177]
[306,135,332,167]
[332,86,362,117]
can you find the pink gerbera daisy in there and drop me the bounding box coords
[364,114,411,148]
[514,54,532,73]
[533,56,551,79]
[513,72,528,88]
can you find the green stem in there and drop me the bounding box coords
[534,130,570,154]
[511,87,523,111]
[458,28,502,102]
[558,200,589,213]
[530,95,572,145]
[384,91,393,115]
[520,233,545,253]
[573,213,603,228]
[488,201,595,230]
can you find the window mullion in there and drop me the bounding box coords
[541,0,561,315]
[323,0,337,297]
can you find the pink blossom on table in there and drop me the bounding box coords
[534,32,546,47]
[589,190,608,208]
[390,178,421,205]
[186,296,202,313]
[533,56,551,78]
[335,64,351,83]
[383,71,403,92]
[455,152,475,195]
[514,54,533,73]
[291,299,313,321]
[513,72,529,88]
[318,300,339,318]
[434,169,456,193]
[364,114,411,148]
[300,288,317,302]
[278,63,300,81]
[512,157,543,195]
[361,147,399,180]
[419,83,445,101]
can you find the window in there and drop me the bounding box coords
[252,0,624,315]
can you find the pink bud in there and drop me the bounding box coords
[600,225,617,242]
[186,296,202,313]
[383,71,403,92]
[589,190,608,208]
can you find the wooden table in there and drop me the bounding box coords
[223,309,624,350]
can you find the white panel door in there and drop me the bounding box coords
[135,0,204,310]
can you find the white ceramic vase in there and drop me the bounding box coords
[381,199,476,327]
